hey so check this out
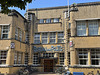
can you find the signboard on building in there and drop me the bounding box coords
[69,41,73,47]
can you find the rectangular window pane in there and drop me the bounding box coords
[15,28,18,40]
[77,21,86,36]
[33,53,39,65]
[88,20,98,35]
[59,53,64,65]
[39,19,44,23]
[46,19,51,23]
[78,49,88,65]
[42,33,48,44]
[34,33,40,44]
[53,18,59,22]
[58,32,64,43]
[50,32,56,43]
[1,26,9,39]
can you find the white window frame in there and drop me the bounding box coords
[34,33,40,44]
[1,25,9,39]
[78,49,88,65]
[15,27,18,40]
[50,32,56,43]
[43,53,54,57]
[59,53,64,65]
[58,32,64,43]
[0,51,7,65]
[88,20,98,36]
[42,33,48,44]
[19,30,22,41]
[77,21,86,36]
[33,53,39,65]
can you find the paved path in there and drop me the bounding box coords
[31,72,57,75]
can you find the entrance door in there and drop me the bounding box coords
[44,59,53,72]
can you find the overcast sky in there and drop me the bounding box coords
[1,0,100,16]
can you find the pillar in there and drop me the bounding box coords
[48,32,50,43]
[22,52,25,64]
[56,32,58,43]
[88,50,91,65]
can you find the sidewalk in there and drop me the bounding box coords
[31,72,57,75]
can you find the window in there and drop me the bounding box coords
[50,32,56,43]
[0,51,7,65]
[78,50,88,65]
[58,32,64,43]
[15,27,18,40]
[1,26,9,39]
[46,19,51,23]
[14,52,17,64]
[68,52,70,65]
[25,32,29,43]
[42,33,48,44]
[91,49,100,65]
[24,53,28,64]
[53,18,59,22]
[33,53,39,65]
[59,53,64,65]
[39,19,44,23]
[43,53,54,57]
[18,53,22,64]
[88,20,98,35]
[34,33,40,44]
[19,30,22,41]
[77,21,86,36]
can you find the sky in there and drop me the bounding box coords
[1,0,100,16]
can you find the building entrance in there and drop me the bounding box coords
[44,59,53,72]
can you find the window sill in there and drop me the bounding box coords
[37,22,61,24]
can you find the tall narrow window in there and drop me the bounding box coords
[58,32,64,43]
[77,21,86,36]
[0,51,7,65]
[78,49,88,65]
[14,52,17,64]
[15,28,18,40]
[24,53,28,64]
[91,49,100,65]
[68,52,70,65]
[59,53,64,65]
[50,32,56,43]
[42,33,48,44]
[33,53,39,65]
[19,30,22,41]
[39,19,44,23]
[1,26,9,39]
[46,19,51,23]
[53,18,59,22]
[25,32,29,43]
[18,53,22,64]
[88,20,98,35]
[34,33,40,44]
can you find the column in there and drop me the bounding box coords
[6,49,14,65]
[22,52,25,64]
[88,50,91,65]
[48,32,50,43]
[86,21,88,36]
[40,33,42,43]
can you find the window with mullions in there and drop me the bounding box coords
[88,20,98,36]
[0,51,7,65]
[33,53,39,65]
[46,19,51,23]
[34,33,40,44]
[19,30,22,41]
[18,53,22,64]
[58,32,64,43]
[24,53,28,64]
[39,19,44,23]
[43,53,54,57]
[1,26,9,39]
[78,50,88,65]
[50,32,56,43]
[59,53,64,65]
[53,18,59,22]
[68,52,70,65]
[77,21,86,36]
[14,52,17,64]
[91,49,100,65]
[15,27,18,40]
[42,33,48,44]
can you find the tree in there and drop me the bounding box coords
[0,0,32,14]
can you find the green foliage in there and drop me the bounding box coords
[0,0,32,14]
